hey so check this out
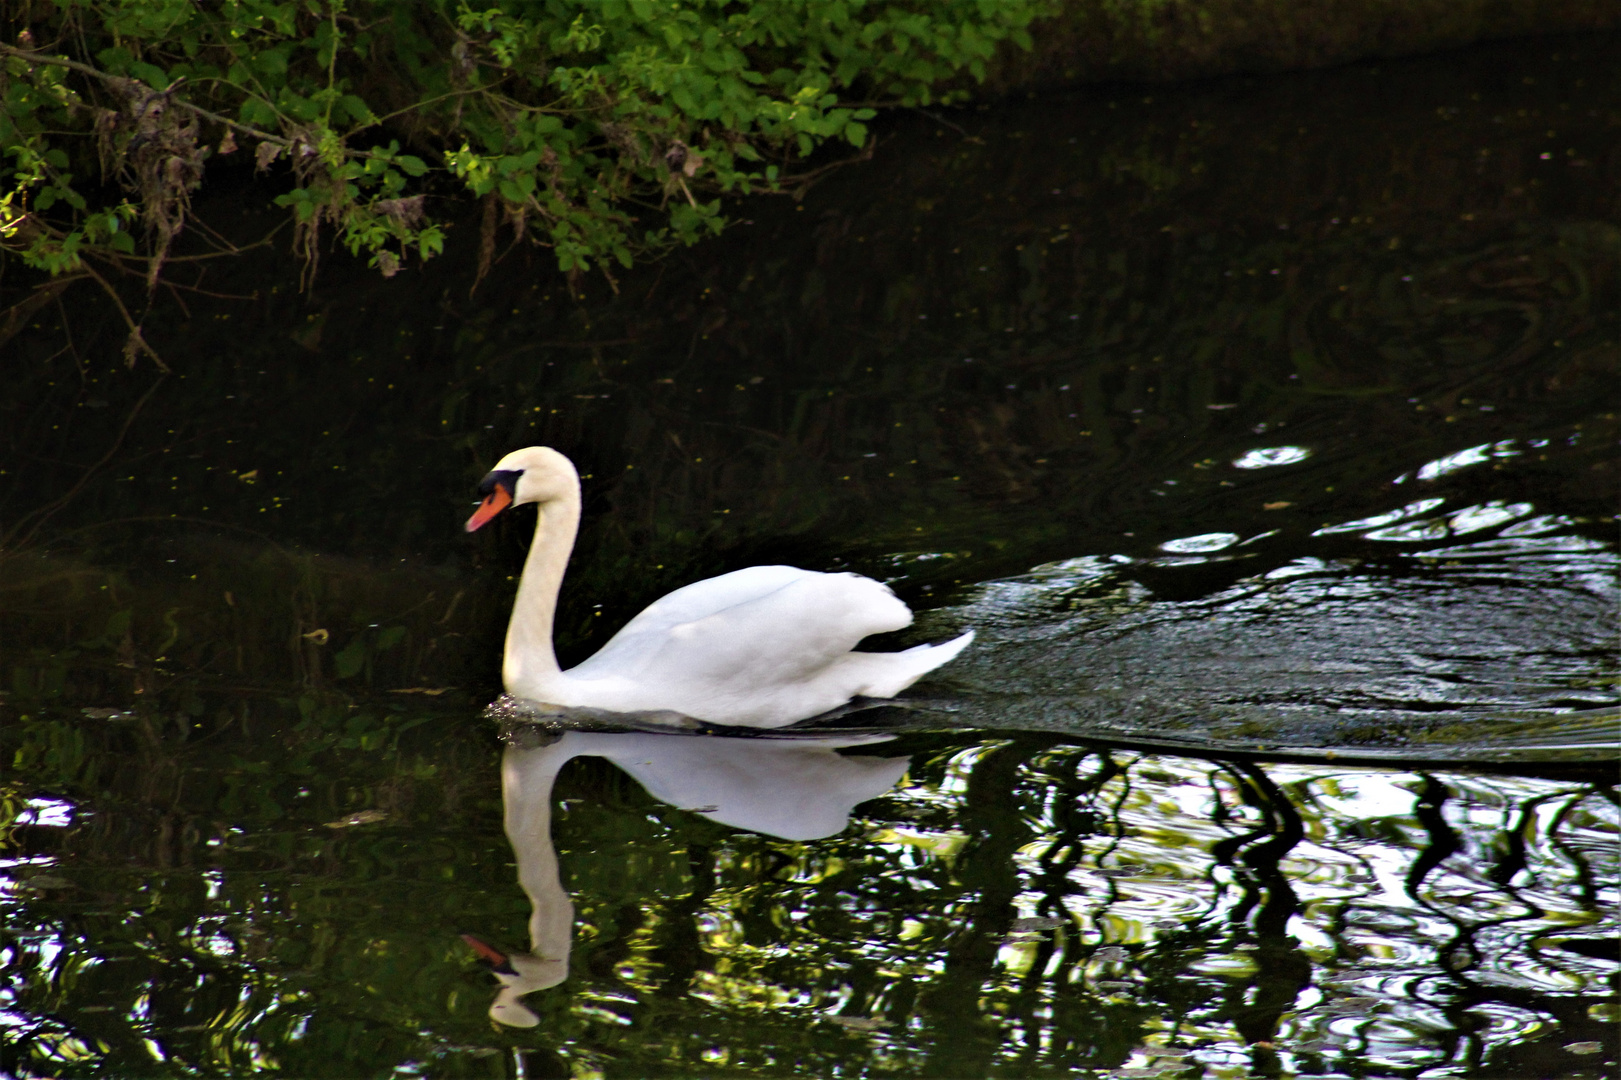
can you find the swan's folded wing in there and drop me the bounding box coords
[572,569,912,684]
[609,566,820,636]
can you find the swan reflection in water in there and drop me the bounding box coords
[474,724,910,1027]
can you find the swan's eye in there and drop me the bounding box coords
[478,469,523,497]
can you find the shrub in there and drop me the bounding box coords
[2,0,1046,302]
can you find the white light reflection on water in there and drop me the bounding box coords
[1313,498,1446,536]
[1233,445,1313,469]
[1365,515,1452,542]
[862,750,1617,1074]
[1501,513,1576,537]
[1449,500,1533,534]
[1159,532,1241,554]
[1417,439,1520,480]
[1329,499,1538,544]
[14,799,75,828]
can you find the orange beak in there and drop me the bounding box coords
[465,484,512,532]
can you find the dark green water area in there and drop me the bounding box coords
[3,33,1618,1080]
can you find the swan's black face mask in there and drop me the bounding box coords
[465,469,523,533]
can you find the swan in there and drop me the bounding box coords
[465,446,972,727]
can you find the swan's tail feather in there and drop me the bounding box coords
[920,629,974,667]
[851,629,974,699]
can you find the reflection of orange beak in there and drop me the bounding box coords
[461,933,514,972]
[465,484,512,532]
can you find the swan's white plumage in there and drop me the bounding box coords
[470,446,972,728]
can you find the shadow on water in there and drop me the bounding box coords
[2,33,1618,1079]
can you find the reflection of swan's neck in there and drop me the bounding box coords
[492,741,576,1026]
[502,491,580,699]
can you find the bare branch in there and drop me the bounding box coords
[0,276,80,352]
[75,261,169,372]
[0,375,167,554]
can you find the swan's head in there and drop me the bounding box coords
[461,933,567,1028]
[465,446,580,532]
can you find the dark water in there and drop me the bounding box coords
[3,35,1618,1079]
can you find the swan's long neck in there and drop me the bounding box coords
[502,488,580,700]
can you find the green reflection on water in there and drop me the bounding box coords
[4,725,1616,1077]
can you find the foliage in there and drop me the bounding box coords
[1,0,1046,299]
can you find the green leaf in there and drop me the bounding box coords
[341,94,372,124]
[104,610,133,643]
[96,46,134,74]
[129,61,168,87]
[257,47,290,77]
[241,98,278,127]
[333,636,368,679]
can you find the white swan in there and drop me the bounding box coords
[466,446,972,727]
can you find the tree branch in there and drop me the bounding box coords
[0,374,167,554]
[0,43,293,148]
[75,261,169,372]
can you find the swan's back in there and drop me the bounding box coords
[574,566,910,678]
[612,566,841,635]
